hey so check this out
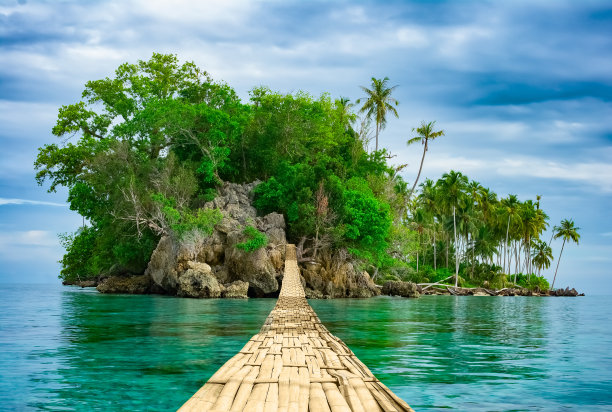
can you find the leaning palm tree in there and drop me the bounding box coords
[551,219,580,290]
[406,121,445,200]
[356,77,399,152]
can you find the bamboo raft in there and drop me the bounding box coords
[178,244,414,412]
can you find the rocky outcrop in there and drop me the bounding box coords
[382,281,420,298]
[112,181,384,299]
[97,274,152,294]
[300,254,380,298]
[226,247,278,296]
[177,261,223,298]
[551,287,580,297]
[222,281,249,299]
[145,236,179,293]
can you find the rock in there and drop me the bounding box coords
[97,274,152,294]
[382,281,420,298]
[222,281,249,299]
[177,269,222,298]
[225,247,278,296]
[186,261,212,275]
[145,236,179,293]
[348,270,380,298]
[553,287,579,297]
[78,280,97,288]
[472,288,490,296]
[212,265,231,284]
[305,287,325,299]
[259,213,286,245]
[269,248,284,272]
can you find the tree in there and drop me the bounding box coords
[406,121,445,200]
[499,194,521,276]
[531,239,553,276]
[356,77,399,152]
[551,219,580,290]
[437,170,468,287]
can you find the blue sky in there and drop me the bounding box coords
[0,0,611,293]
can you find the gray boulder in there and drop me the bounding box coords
[145,236,178,293]
[177,268,222,298]
[222,281,249,298]
[225,247,278,296]
[382,281,420,298]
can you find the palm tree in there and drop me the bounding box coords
[406,121,445,200]
[499,195,521,276]
[437,170,468,287]
[531,239,553,276]
[356,77,399,152]
[551,219,580,290]
[336,97,356,131]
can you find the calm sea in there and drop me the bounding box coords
[0,284,610,411]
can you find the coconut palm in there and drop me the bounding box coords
[499,194,521,275]
[531,239,553,276]
[406,121,445,200]
[551,219,580,290]
[437,170,468,287]
[336,97,356,131]
[356,77,399,152]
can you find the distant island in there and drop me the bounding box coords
[35,53,581,299]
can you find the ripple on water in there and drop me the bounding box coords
[0,285,611,411]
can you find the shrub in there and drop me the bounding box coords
[236,225,268,252]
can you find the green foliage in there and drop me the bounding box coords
[152,193,222,238]
[42,53,567,290]
[236,226,268,252]
[58,227,98,282]
[515,273,551,291]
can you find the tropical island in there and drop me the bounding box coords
[35,53,582,299]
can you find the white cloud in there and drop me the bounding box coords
[0,230,59,247]
[0,198,66,207]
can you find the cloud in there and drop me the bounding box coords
[602,232,612,237]
[0,230,58,247]
[0,198,66,207]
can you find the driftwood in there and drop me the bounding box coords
[419,275,455,290]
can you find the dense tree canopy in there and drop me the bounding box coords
[36,53,575,291]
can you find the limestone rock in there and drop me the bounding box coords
[145,236,179,293]
[97,274,152,294]
[222,281,249,299]
[305,287,325,299]
[382,281,420,298]
[226,247,278,297]
[177,269,222,298]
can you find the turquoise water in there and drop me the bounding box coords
[1,284,610,411]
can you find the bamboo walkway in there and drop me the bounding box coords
[178,244,414,412]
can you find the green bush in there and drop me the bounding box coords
[236,225,268,252]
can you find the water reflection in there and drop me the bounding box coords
[1,285,610,412]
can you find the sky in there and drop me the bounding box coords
[0,0,611,293]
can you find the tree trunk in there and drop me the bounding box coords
[434,230,437,271]
[407,140,428,200]
[417,251,419,273]
[446,236,449,268]
[551,238,566,290]
[375,121,380,152]
[504,215,510,274]
[454,205,459,287]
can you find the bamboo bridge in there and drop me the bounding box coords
[178,244,414,412]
